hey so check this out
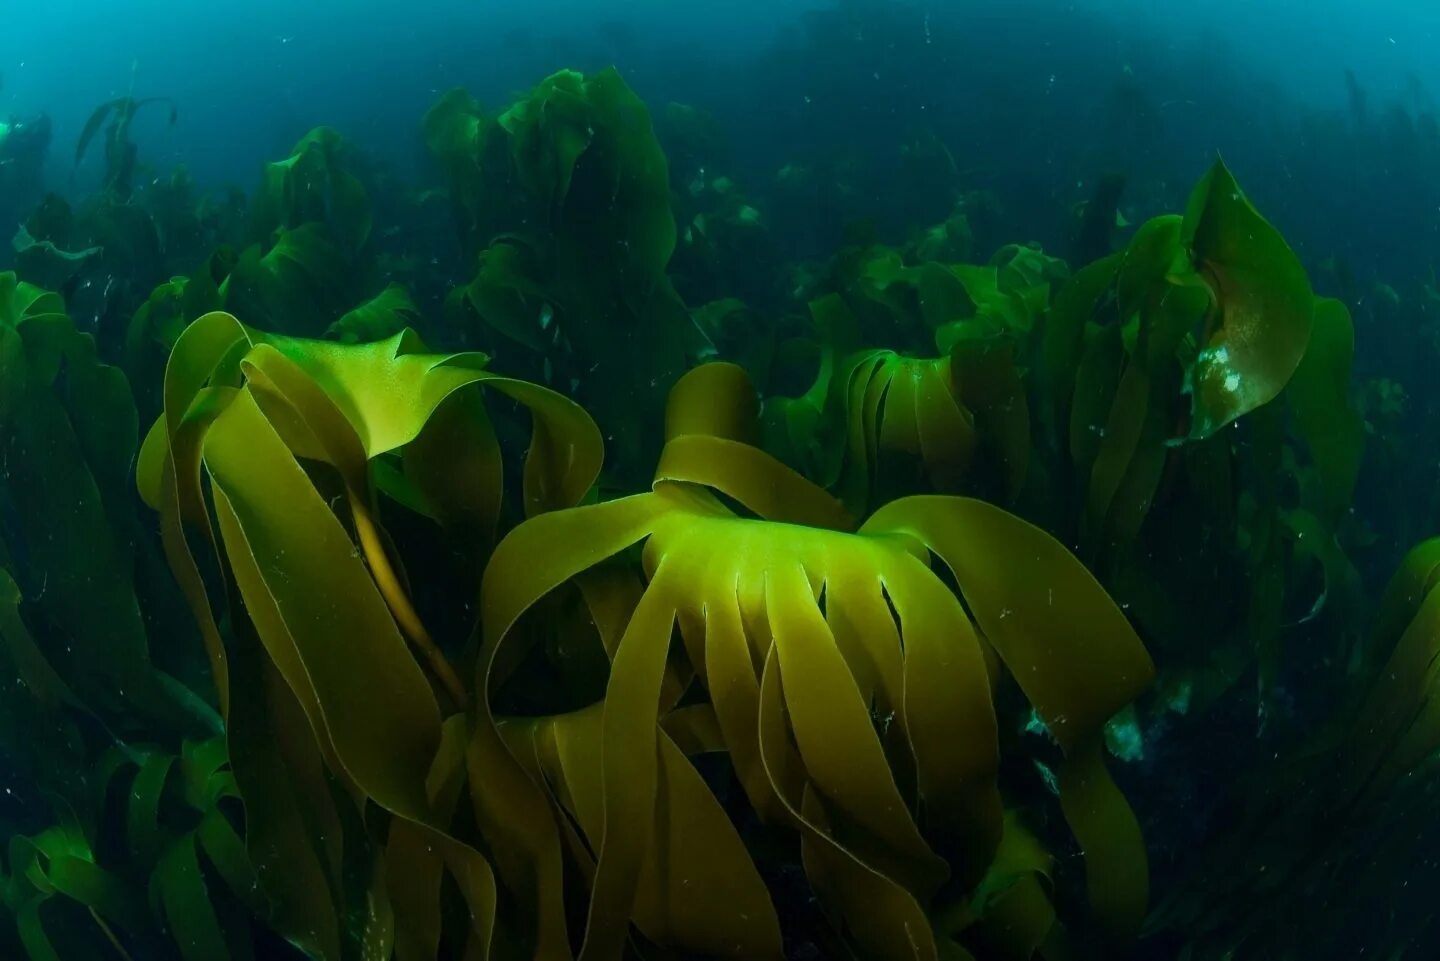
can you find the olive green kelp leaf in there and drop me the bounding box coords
[449,238,553,353]
[1286,296,1363,522]
[1,565,260,961]
[476,363,1153,959]
[326,282,422,344]
[1175,158,1314,439]
[251,127,373,253]
[421,89,526,255]
[447,68,695,478]
[223,224,350,336]
[0,273,214,733]
[1040,160,1315,565]
[74,96,178,198]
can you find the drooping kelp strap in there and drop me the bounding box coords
[143,312,606,718]
[1286,297,1363,524]
[203,388,500,956]
[946,813,1062,959]
[763,562,952,897]
[864,495,1155,943]
[655,434,854,530]
[206,389,441,810]
[949,339,1030,503]
[757,644,939,961]
[657,362,854,530]
[474,492,672,958]
[1339,540,1440,804]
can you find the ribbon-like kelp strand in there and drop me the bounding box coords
[829,349,998,512]
[663,359,760,445]
[1373,538,1440,650]
[155,837,230,961]
[659,363,853,529]
[913,356,981,493]
[882,553,1004,889]
[1287,297,1363,522]
[578,565,681,961]
[212,481,352,785]
[0,310,200,730]
[1041,254,1121,447]
[0,572,81,712]
[205,388,442,818]
[239,343,469,707]
[500,705,780,958]
[864,495,1154,941]
[225,629,346,961]
[758,647,939,961]
[838,351,891,509]
[475,493,671,958]
[5,827,146,953]
[207,389,500,957]
[1339,540,1440,800]
[950,341,1028,502]
[764,561,949,898]
[655,434,853,531]
[954,814,1061,960]
[387,716,472,961]
[144,310,256,716]
[1178,158,1314,439]
[583,564,782,960]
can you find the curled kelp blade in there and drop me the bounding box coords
[205,392,500,954]
[865,495,1155,942]
[500,704,783,959]
[1176,158,1314,439]
[139,314,622,956]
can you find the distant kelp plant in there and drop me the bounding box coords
[0,58,1436,961]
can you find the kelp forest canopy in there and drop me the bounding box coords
[1,23,1440,961]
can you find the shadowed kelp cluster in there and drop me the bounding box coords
[0,51,1436,961]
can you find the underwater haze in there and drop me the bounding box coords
[3,1,1440,959]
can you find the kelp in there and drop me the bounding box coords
[0,273,212,731]
[763,241,1049,512]
[1027,159,1371,714]
[326,283,423,344]
[0,278,269,960]
[249,127,373,254]
[433,69,698,479]
[659,102,782,308]
[1151,539,1440,958]
[74,96,178,199]
[0,52,1430,961]
[137,311,600,957]
[0,734,261,961]
[474,362,1154,959]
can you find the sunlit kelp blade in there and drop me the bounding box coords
[476,363,1153,958]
